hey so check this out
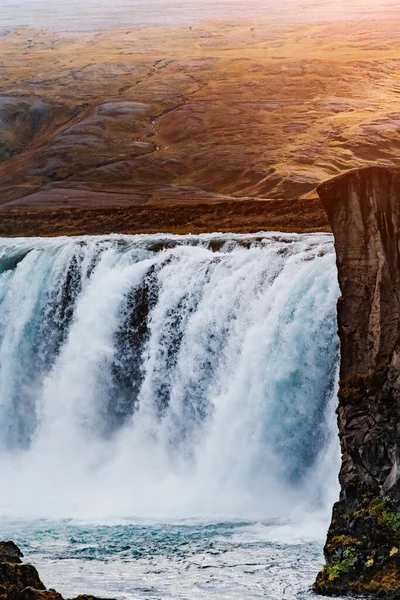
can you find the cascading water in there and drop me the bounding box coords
[0,232,341,599]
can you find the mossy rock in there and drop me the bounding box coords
[315,495,400,597]
[0,563,45,600]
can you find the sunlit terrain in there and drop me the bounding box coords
[1,0,400,233]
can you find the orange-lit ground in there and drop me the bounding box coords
[1,0,400,235]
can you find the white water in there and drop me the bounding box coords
[0,232,340,528]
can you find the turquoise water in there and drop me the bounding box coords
[2,519,326,599]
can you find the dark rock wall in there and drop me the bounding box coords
[314,166,400,597]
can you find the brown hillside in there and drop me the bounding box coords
[1,1,400,235]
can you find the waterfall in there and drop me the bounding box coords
[0,232,340,521]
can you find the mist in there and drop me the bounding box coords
[1,0,282,30]
[2,0,398,31]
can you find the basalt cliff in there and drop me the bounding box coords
[314,166,400,596]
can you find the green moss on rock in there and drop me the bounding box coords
[323,548,358,581]
[337,372,392,406]
[314,495,400,597]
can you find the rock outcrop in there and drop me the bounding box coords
[314,166,400,596]
[0,552,45,600]
[0,542,111,600]
[0,543,23,565]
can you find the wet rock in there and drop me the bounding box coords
[17,589,62,600]
[16,591,112,600]
[314,166,400,597]
[0,543,23,564]
[0,563,45,600]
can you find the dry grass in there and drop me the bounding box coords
[0,198,329,237]
[1,2,400,234]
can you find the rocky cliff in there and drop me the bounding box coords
[314,166,400,596]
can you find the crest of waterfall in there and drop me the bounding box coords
[0,232,340,520]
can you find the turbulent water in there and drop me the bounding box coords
[0,232,341,599]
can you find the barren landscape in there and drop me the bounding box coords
[2,0,400,235]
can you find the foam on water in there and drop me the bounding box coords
[1,517,335,600]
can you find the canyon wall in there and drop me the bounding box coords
[314,166,400,596]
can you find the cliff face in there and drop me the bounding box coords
[314,166,400,597]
